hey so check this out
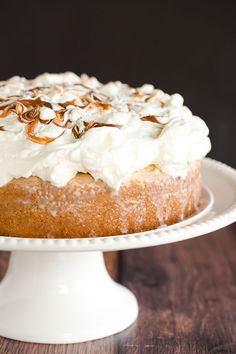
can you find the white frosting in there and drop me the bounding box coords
[40,107,56,120]
[0,72,211,190]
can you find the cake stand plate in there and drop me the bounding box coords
[0,158,235,344]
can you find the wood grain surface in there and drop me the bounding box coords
[0,224,236,354]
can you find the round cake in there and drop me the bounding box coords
[0,73,211,238]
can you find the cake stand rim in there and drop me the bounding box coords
[0,157,235,252]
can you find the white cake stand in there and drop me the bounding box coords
[0,158,235,344]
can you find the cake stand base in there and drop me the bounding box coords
[0,251,138,344]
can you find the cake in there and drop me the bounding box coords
[0,73,211,238]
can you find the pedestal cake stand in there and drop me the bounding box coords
[0,158,235,344]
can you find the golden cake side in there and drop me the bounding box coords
[0,162,201,238]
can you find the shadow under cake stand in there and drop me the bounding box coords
[0,158,235,344]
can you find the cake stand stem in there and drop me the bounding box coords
[0,250,138,344]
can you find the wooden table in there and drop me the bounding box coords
[0,224,235,353]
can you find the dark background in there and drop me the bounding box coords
[0,0,235,167]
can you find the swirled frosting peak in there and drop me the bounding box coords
[0,72,211,189]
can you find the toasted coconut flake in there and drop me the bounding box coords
[31,87,40,96]
[73,120,122,139]
[15,102,25,115]
[72,124,82,139]
[52,111,70,128]
[90,122,123,129]
[0,99,17,109]
[78,83,92,90]
[20,98,52,108]
[0,103,17,118]
[26,118,64,144]
[133,90,142,97]
[82,94,94,104]
[141,115,163,124]
[38,118,52,125]
[29,86,50,96]
[60,100,77,108]
[52,84,63,93]
[90,92,111,102]
[72,120,122,139]
[87,101,112,111]
[144,93,155,102]
[0,108,12,118]
[19,107,40,124]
